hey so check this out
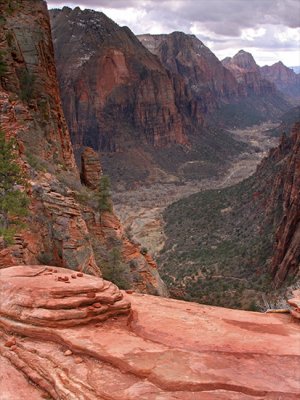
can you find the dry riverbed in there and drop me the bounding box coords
[113,123,280,257]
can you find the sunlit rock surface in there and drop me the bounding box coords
[0,265,299,399]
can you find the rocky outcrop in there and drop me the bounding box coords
[0,265,130,327]
[80,147,102,190]
[261,61,300,100]
[50,7,187,151]
[269,123,300,286]
[0,265,299,399]
[0,0,168,296]
[84,208,169,296]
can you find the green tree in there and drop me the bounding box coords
[0,52,7,77]
[0,130,28,244]
[98,175,112,217]
[19,69,35,102]
[101,247,130,289]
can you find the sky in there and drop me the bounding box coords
[46,0,300,67]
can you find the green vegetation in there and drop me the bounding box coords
[0,130,28,244]
[95,245,130,290]
[0,52,7,77]
[98,175,112,214]
[19,69,35,102]
[37,251,53,265]
[140,246,148,255]
[158,159,283,310]
[6,0,20,15]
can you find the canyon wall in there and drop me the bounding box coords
[0,0,167,296]
[138,32,240,117]
[50,7,187,152]
[267,124,300,286]
[140,36,289,127]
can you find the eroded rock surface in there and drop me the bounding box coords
[0,265,299,400]
[0,265,130,328]
[80,147,102,190]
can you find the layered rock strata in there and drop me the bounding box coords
[0,265,299,399]
[0,0,77,171]
[80,147,102,190]
[0,265,130,327]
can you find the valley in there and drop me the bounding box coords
[113,122,279,258]
[0,2,299,398]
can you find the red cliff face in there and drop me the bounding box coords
[0,0,168,296]
[253,123,300,287]
[0,0,77,172]
[80,147,102,190]
[138,32,240,118]
[50,7,188,151]
[261,61,300,99]
[269,123,300,287]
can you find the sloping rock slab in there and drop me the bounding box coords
[0,266,299,399]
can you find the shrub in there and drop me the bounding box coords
[100,247,131,290]
[19,69,35,102]
[0,52,7,77]
[0,130,28,245]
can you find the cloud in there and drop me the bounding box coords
[46,0,300,66]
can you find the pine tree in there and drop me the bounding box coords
[98,175,112,215]
[0,130,28,243]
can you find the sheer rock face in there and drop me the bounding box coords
[0,1,168,296]
[0,0,77,172]
[250,123,300,287]
[80,147,102,190]
[261,61,300,99]
[138,32,239,116]
[50,7,188,151]
[0,265,299,399]
[269,123,300,286]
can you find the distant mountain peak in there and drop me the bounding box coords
[231,50,258,70]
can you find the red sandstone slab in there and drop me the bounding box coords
[0,266,299,399]
[0,355,46,400]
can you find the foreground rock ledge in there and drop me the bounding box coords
[0,266,299,400]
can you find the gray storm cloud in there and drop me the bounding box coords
[47,0,300,33]
[46,0,300,65]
